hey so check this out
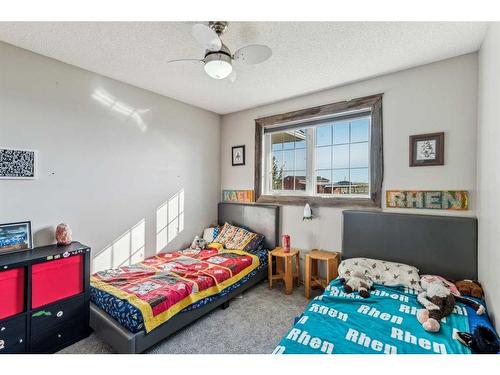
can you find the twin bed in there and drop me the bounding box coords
[90,205,496,354]
[275,210,493,354]
[90,202,279,353]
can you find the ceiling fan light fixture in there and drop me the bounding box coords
[204,53,232,79]
[170,22,272,83]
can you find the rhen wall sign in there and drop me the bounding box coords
[386,190,468,210]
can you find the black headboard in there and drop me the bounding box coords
[218,202,280,250]
[342,210,478,280]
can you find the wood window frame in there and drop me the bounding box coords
[254,94,383,207]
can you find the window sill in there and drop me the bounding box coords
[256,194,380,207]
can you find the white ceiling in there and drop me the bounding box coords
[0,22,488,114]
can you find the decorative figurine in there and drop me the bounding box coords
[55,223,72,245]
[303,203,313,220]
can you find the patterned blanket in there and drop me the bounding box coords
[274,279,471,354]
[91,244,259,332]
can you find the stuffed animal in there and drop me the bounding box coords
[190,236,207,250]
[454,326,500,354]
[417,276,485,333]
[340,271,374,298]
[454,279,484,299]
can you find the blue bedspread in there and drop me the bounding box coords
[91,249,268,333]
[274,279,471,354]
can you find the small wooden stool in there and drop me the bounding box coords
[268,247,300,295]
[305,249,340,299]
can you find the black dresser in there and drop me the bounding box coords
[0,242,91,353]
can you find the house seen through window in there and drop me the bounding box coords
[266,114,371,197]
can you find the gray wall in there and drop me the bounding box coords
[477,23,500,326]
[0,41,221,271]
[221,54,478,257]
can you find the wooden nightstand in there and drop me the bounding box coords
[268,247,300,295]
[305,249,340,299]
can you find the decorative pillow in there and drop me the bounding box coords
[212,222,264,252]
[224,227,258,250]
[202,226,220,243]
[239,233,265,253]
[338,257,421,290]
[213,225,221,238]
[212,222,240,246]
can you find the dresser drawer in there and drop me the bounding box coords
[30,316,86,353]
[0,314,26,354]
[31,294,85,335]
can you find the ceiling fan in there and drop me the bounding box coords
[168,21,272,81]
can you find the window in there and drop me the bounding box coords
[315,117,370,196]
[270,130,307,192]
[255,94,383,207]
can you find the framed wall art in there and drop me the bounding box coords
[409,132,444,167]
[0,148,37,179]
[232,145,245,166]
[0,221,33,255]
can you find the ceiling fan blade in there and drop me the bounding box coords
[192,23,222,52]
[167,58,203,64]
[227,69,237,83]
[233,44,272,65]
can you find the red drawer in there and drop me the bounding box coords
[0,268,25,320]
[32,255,83,308]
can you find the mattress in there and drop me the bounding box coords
[90,248,268,333]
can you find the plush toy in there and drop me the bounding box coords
[454,279,484,299]
[190,236,207,250]
[454,326,500,354]
[340,271,374,298]
[417,276,485,333]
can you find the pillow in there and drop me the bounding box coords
[213,225,221,238]
[212,222,264,252]
[222,225,259,251]
[212,222,240,246]
[202,226,220,243]
[338,257,421,290]
[238,232,265,253]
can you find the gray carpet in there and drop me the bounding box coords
[59,280,312,354]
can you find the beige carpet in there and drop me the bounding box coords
[59,280,312,354]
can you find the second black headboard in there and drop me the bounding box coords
[342,210,478,280]
[218,202,280,250]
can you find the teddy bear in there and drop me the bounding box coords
[417,276,485,333]
[454,279,484,299]
[339,271,374,298]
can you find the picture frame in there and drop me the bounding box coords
[232,145,245,166]
[0,148,37,179]
[0,221,33,255]
[409,132,444,167]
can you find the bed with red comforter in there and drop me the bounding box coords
[91,244,260,333]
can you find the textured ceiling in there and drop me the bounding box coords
[0,22,488,114]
